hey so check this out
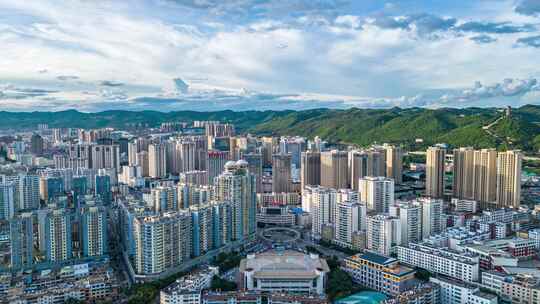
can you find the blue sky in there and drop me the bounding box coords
[1,0,540,111]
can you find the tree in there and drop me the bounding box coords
[210,275,237,291]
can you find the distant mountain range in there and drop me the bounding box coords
[1,105,540,152]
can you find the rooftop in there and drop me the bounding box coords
[473,291,498,300]
[239,250,329,280]
[354,251,397,266]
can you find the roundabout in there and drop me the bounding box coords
[259,227,301,244]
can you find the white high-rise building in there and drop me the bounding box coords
[42,209,72,262]
[80,206,108,258]
[0,180,15,220]
[18,175,40,211]
[359,176,394,213]
[152,186,178,212]
[334,200,364,246]
[390,200,422,246]
[214,160,256,241]
[306,186,337,238]
[367,214,400,256]
[134,212,192,275]
[421,197,444,239]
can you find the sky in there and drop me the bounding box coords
[1,0,540,112]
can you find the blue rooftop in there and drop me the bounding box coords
[358,251,397,266]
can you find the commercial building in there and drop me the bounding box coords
[257,206,296,226]
[239,251,329,295]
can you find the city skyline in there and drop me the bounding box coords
[1,0,540,111]
[1,2,540,304]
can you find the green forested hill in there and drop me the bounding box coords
[1,105,539,152]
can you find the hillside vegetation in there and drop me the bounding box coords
[1,105,540,152]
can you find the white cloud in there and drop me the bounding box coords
[0,0,539,111]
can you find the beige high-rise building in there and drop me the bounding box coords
[472,148,497,205]
[385,144,403,184]
[349,151,368,191]
[174,140,197,174]
[425,146,446,198]
[261,137,279,166]
[452,147,475,199]
[243,153,263,193]
[136,151,149,177]
[272,153,292,193]
[496,150,522,208]
[367,149,386,177]
[149,143,167,178]
[301,151,321,190]
[321,150,349,189]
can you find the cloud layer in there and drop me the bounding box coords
[0,0,539,111]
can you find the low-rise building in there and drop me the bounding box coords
[430,275,497,304]
[484,238,536,259]
[161,266,219,304]
[239,251,329,295]
[500,275,540,304]
[256,206,295,226]
[397,243,480,282]
[381,283,439,304]
[203,291,329,304]
[342,251,416,296]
